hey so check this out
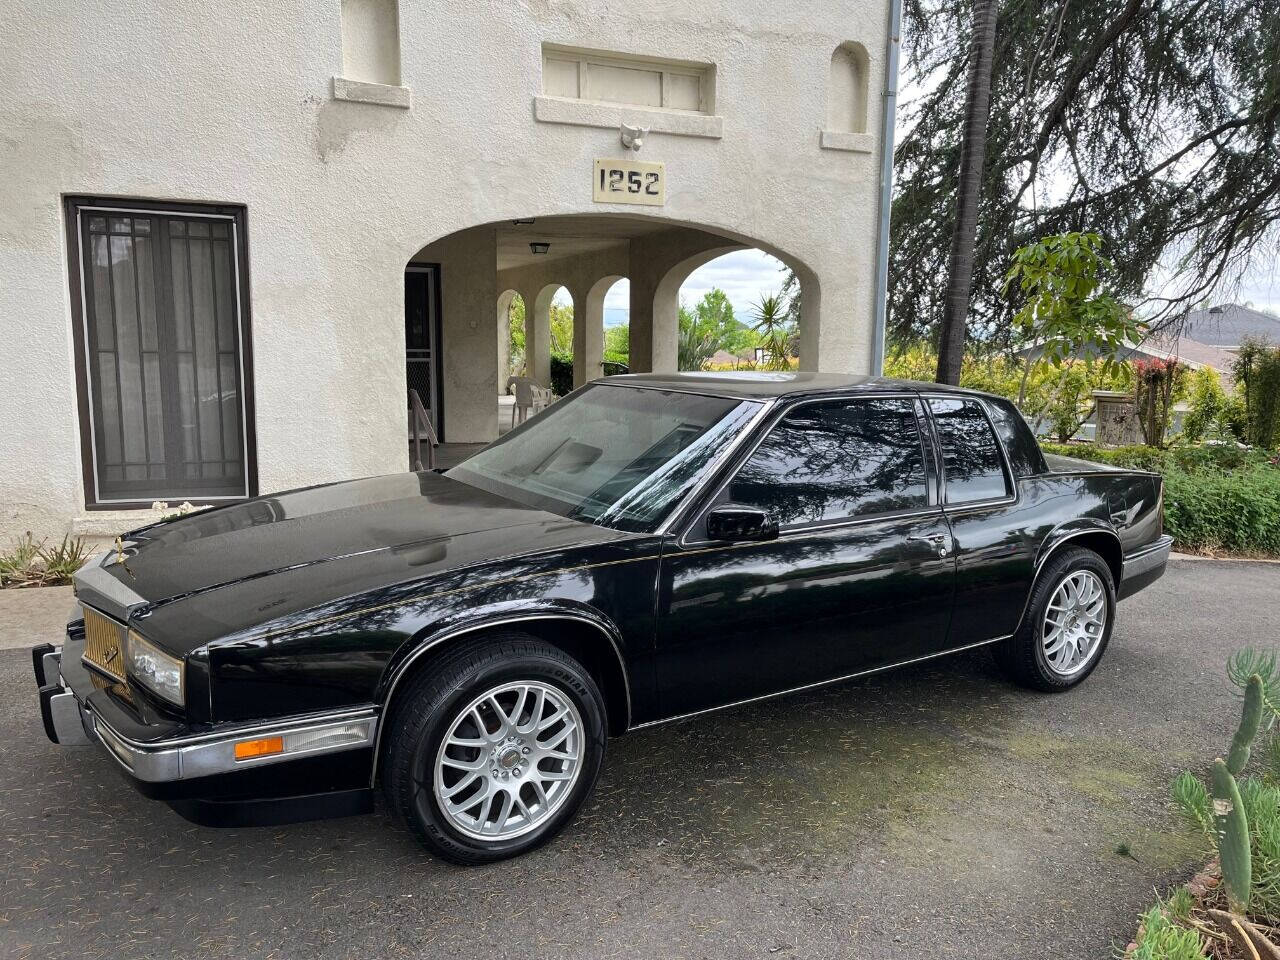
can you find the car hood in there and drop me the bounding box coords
[75,472,628,623]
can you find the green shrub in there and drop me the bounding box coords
[1129,904,1207,960]
[1163,464,1280,555]
[549,352,573,397]
[1234,338,1280,449]
[0,533,91,587]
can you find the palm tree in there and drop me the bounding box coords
[752,293,795,371]
[935,0,998,385]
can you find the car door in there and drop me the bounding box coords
[653,394,957,719]
[923,395,1037,647]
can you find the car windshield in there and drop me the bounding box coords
[447,383,761,533]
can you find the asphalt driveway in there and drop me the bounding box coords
[1,558,1275,960]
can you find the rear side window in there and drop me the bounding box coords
[726,397,928,527]
[927,398,1012,504]
[986,397,1047,478]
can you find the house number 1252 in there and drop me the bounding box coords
[593,159,666,207]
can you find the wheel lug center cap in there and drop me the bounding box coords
[499,747,522,769]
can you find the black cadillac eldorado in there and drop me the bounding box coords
[34,373,1172,863]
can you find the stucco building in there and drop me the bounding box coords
[1,0,894,542]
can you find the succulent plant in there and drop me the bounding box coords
[1229,675,1265,776]
[1212,758,1252,913]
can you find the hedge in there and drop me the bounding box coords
[1041,442,1280,556]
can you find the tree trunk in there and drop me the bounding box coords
[935,0,999,385]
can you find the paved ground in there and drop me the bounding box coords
[0,586,73,652]
[1,558,1274,960]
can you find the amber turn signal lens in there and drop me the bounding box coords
[234,736,284,760]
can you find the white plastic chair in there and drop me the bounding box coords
[507,376,543,426]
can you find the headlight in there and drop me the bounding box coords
[126,630,184,707]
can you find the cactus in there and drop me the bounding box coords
[1229,675,1265,776]
[1212,758,1252,914]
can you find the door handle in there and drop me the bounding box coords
[907,534,951,559]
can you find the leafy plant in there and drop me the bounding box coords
[751,292,796,371]
[1004,233,1142,379]
[1173,658,1280,924]
[677,303,717,371]
[1133,358,1185,449]
[0,533,90,587]
[38,535,91,583]
[1128,903,1207,960]
[1234,338,1280,450]
[1180,367,1243,444]
[0,533,44,587]
[549,352,573,397]
[1228,650,1280,713]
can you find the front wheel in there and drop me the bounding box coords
[994,547,1115,692]
[381,634,607,864]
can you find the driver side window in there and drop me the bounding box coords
[724,397,929,529]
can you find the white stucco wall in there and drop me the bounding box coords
[0,0,889,541]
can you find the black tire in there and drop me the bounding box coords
[994,546,1116,692]
[381,632,606,865]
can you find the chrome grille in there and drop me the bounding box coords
[82,607,126,682]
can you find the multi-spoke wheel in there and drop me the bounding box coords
[995,547,1115,691]
[1042,570,1107,678]
[382,634,606,864]
[434,682,583,841]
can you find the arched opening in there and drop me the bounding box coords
[674,249,797,371]
[404,214,819,463]
[585,275,629,381]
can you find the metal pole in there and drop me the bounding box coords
[871,0,904,376]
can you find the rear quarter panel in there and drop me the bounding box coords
[948,466,1161,642]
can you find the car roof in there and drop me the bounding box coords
[603,371,989,401]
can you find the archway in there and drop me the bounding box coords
[676,249,797,371]
[405,214,821,449]
[583,274,627,385]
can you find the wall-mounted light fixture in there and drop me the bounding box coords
[512,219,536,226]
[529,242,551,255]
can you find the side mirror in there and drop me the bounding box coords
[706,505,779,543]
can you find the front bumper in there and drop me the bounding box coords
[35,639,378,788]
[1118,534,1174,600]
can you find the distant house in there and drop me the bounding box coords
[1013,303,1280,440]
[1180,303,1280,349]
[1015,303,1280,385]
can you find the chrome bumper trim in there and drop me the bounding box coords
[37,646,377,783]
[47,689,93,745]
[1122,534,1174,581]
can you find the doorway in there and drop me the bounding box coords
[405,264,443,440]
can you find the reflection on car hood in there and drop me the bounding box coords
[80,472,615,615]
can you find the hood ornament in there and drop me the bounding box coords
[113,537,135,579]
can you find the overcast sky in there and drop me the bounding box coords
[552,249,792,325]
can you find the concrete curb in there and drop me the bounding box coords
[1171,551,1280,565]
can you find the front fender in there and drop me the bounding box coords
[375,597,628,706]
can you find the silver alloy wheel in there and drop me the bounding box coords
[1042,569,1108,677]
[433,681,584,842]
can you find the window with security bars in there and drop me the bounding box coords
[68,199,255,505]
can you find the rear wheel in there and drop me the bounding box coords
[995,547,1115,691]
[382,633,607,864]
